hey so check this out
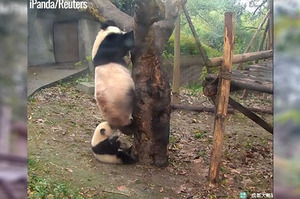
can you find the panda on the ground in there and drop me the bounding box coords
[92,21,136,136]
[91,122,136,164]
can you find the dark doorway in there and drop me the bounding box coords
[53,22,79,63]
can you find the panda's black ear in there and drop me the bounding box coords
[100,128,106,135]
[101,20,116,30]
[123,30,135,49]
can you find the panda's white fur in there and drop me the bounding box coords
[91,122,135,164]
[94,64,134,127]
[92,22,136,134]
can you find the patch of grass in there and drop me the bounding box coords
[56,79,74,88]
[220,166,227,173]
[223,150,232,160]
[28,158,37,167]
[28,157,85,199]
[28,176,85,199]
[209,195,217,199]
[169,135,179,148]
[259,136,268,146]
[197,151,206,157]
[194,130,206,139]
[85,56,92,61]
[28,97,37,104]
[75,61,83,67]
[75,74,92,84]
[185,83,203,96]
[245,137,255,149]
[208,137,213,144]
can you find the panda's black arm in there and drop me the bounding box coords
[109,136,121,150]
[92,139,119,155]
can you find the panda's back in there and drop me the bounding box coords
[95,63,135,127]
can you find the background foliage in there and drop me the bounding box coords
[111,0,269,58]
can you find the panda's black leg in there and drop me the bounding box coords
[119,120,136,136]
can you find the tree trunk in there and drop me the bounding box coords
[131,50,171,167]
[130,0,180,167]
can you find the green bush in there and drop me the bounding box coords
[164,34,222,58]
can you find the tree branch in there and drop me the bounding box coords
[88,0,186,52]
[252,0,268,16]
[153,0,187,53]
[87,0,133,31]
[133,0,165,49]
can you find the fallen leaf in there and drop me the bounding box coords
[118,186,127,191]
[66,168,73,173]
[159,187,164,193]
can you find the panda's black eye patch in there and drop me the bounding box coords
[100,128,106,135]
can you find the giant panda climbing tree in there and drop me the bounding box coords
[87,0,186,166]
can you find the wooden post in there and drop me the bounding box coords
[0,106,11,154]
[209,12,236,183]
[268,0,273,50]
[171,13,181,104]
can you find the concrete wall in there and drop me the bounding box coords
[28,9,99,67]
[165,56,204,86]
[28,18,55,66]
[78,19,100,71]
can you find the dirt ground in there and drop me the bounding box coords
[27,81,273,199]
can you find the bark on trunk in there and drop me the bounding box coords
[131,51,171,166]
[131,0,173,167]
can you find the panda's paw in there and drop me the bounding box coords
[119,124,135,136]
[121,145,133,154]
[117,150,137,164]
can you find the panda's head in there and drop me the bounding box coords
[91,121,137,164]
[92,21,135,66]
[91,121,113,147]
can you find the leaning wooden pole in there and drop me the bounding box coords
[171,13,181,104]
[182,5,212,73]
[237,9,270,70]
[245,10,270,53]
[258,21,270,51]
[209,12,236,183]
[255,21,269,64]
